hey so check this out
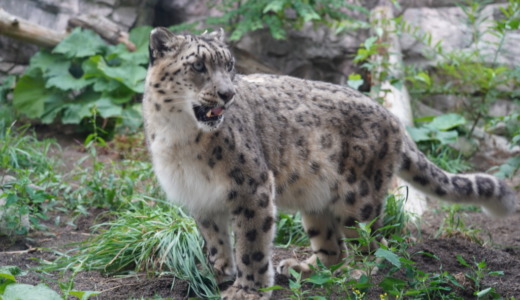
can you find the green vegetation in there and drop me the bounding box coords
[173,0,369,41]
[11,27,152,137]
[43,200,219,299]
[0,265,99,300]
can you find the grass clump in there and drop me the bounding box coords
[44,199,219,299]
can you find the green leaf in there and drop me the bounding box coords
[121,104,143,130]
[2,283,61,300]
[347,73,364,90]
[96,60,146,93]
[40,94,67,124]
[379,277,406,291]
[129,26,153,50]
[488,270,504,276]
[475,287,493,297]
[375,248,401,268]
[407,126,432,142]
[69,290,101,300]
[259,285,285,292]
[263,0,286,13]
[28,51,70,78]
[0,273,16,283]
[94,98,123,118]
[60,91,100,124]
[13,74,48,119]
[415,72,432,87]
[364,36,378,50]
[46,73,90,91]
[428,113,466,131]
[435,130,459,145]
[456,254,469,267]
[306,272,333,285]
[53,28,106,58]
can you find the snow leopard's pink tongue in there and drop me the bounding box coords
[210,107,224,116]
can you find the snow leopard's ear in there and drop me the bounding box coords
[149,27,185,65]
[204,28,226,43]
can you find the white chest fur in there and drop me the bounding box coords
[150,136,230,216]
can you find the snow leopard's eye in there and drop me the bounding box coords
[226,60,234,72]
[192,61,207,73]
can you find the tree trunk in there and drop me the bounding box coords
[369,1,429,217]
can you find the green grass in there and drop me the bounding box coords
[41,199,219,299]
[0,122,61,175]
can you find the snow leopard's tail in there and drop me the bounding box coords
[397,135,517,217]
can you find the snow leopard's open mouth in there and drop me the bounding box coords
[193,105,225,123]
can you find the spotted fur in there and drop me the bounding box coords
[142,28,517,300]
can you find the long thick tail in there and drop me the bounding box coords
[397,136,517,217]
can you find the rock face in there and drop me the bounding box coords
[400,4,520,68]
[0,0,156,76]
[1,1,519,86]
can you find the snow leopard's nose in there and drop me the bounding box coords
[218,89,235,103]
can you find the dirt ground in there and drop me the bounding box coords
[1,131,519,299]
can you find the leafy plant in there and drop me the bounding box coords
[0,265,99,300]
[436,205,482,244]
[405,0,520,137]
[0,177,54,235]
[456,255,504,298]
[0,75,17,125]
[407,114,473,173]
[12,27,152,136]
[407,114,466,146]
[173,0,368,41]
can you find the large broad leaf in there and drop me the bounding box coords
[28,51,70,78]
[53,28,106,58]
[427,113,466,131]
[60,91,100,124]
[435,130,459,145]
[97,60,146,93]
[121,103,143,130]
[130,26,153,50]
[40,94,66,124]
[406,126,432,143]
[46,72,91,91]
[2,283,62,300]
[94,97,123,118]
[84,55,146,93]
[13,74,49,118]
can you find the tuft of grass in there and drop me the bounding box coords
[0,123,61,175]
[423,145,472,174]
[275,212,309,247]
[42,199,219,299]
[435,205,482,244]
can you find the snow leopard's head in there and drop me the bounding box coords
[145,27,236,131]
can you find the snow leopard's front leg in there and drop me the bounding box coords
[221,172,276,300]
[197,212,235,284]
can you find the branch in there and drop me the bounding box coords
[0,8,66,47]
[68,15,135,51]
[0,9,136,51]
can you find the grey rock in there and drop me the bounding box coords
[111,6,138,28]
